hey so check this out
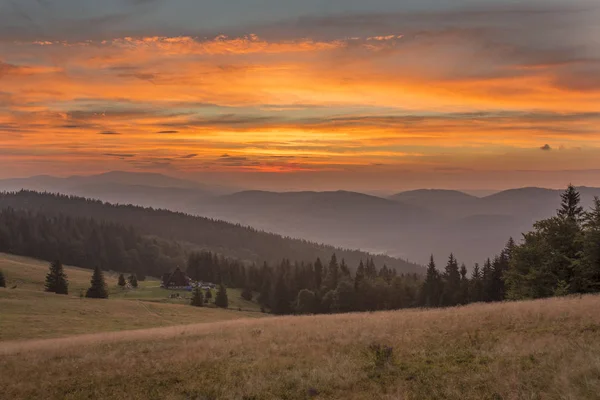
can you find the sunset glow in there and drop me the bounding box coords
[1,0,599,190]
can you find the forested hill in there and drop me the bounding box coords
[0,191,423,274]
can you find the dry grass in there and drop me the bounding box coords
[2,295,600,399]
[0,288,264,341]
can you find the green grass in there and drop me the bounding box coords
[0,253,265,340]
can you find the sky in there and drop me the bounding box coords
[1,0,600,192]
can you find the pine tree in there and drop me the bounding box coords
[271,270,292,315]
[441,254,461,306]
[581,197,600,292]
[205,288,213,301]
[459,263,469,305]
[128,274,138,288]
[365,258,377,279]
[215,283,229,308]
[45,260,69,295]
[469,263,483,303]
[86,266,108,299]
[314,258,323,289]
[482,258,493,301]
[339,259,351,278]
[118,274,126,287]
[558,184,584,222]
[190,286,204,307]
[0,269,5,288]
[322,254,339,292]
[420,255,442,307]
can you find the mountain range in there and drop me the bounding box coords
[2,172,599,267]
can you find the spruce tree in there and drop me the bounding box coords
[313,258,323,289]
[215,283,229,308]
[322,254,340,292]
[459,263,469,305]
[190,286,204,307]
[118,274,126,287]
[558,184,584,222]
[0,269,5,288]
[420,255,442,307]
[45,260,69,295]
[441,254,461,306]
[86,266,108,299]
[581,197,600,292]
[128,274,138,288]
[271,271,292,315]
[470,263,483,303]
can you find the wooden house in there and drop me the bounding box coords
[161,267,191,290]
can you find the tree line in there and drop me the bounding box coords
[0,191,421,273]
[0,207,186,280]
[183,186,600,314]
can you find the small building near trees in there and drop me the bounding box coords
[161,268,192,290]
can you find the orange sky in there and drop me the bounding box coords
[1,1,599,191]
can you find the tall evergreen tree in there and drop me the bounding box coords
[215,283,229,308]
[365,258,377,279]
[271,270,293,315]
[581,197,600,292]
[45,260,69,295]
[558,184,584,222]
[339,259,351,278]
[118,274,126,287]
[86,266,108,299]
[190,286,204,307]
[420,255,442,307]
[441,254,461,306]
[459,263,469,305]
[128,274,138,288]
[314,258,323,290]
[322,254,340,292]
[469,263,483,303]
[0,269,5,288]
[506,186,586,298]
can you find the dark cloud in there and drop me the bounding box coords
[157,130,179,134]
[180,154,198,159]
[98,130,121,135]
[540,144,552,151]
[103,153,136,158]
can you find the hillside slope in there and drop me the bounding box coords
[1,295,599,399]
[0,253,264,340]
[0,191,423,273]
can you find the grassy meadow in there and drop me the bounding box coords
[2,294,600,399]
[0,253,264,341]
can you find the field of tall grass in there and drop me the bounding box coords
[2,294,599,399]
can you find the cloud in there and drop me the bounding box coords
[103,153,136,158]
[98,130,121,135]
[540,144,552,151]
[180,154,197,159]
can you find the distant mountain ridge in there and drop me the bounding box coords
[2,172,599,267]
